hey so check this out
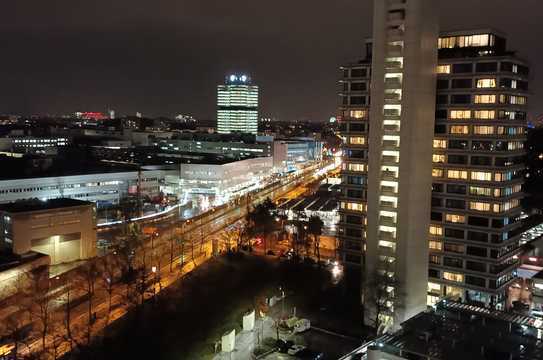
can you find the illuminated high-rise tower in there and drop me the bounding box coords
[217,74,259,134]
[364,0,438,330]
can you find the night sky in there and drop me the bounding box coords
[1,0,541,122]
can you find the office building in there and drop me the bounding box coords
[428,30,529,308]
[217,74,259,134]
[363,0,438,329]
[0,168,163,209]
[0,199,97,265]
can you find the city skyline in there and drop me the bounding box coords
[0,1,541,122]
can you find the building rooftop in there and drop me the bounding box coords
[0,198,93,213]
[341,301,543,360]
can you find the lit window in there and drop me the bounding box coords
[445,214,465,223]
[450,110,471,119]
[447,170,468,180]
[429,240,443,250]
[470,201,491,212]
[471,171,492,181]
[433,154,445,163]
[350,137,366,145]
[428,282,441,293]
[350,110,368,119]
[429,225,443,236]
[470,186,492,197]
[432,168,444,178]
[450,126,469,134]
[437,65,451,74]
[474,110,495,119]
[347,163,366,172]
[476,78,496,88]
[443,272,463,283]
[474,94,496,104]
[473,126,494,135]
[433,139,447,149]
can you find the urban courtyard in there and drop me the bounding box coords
[76,254,365,359]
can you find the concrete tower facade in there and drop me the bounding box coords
[364,0,438,330]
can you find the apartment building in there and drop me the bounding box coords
[428,29,529,308]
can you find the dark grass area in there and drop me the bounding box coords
[70,254,365,360]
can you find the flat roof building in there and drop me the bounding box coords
[0,198,97,265]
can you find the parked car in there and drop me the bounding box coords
[287,344,306,355]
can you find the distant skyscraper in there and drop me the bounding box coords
[217,74,259,135]
[364,0,438,330]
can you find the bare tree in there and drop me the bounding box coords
[101,254,119,325]
[364,257,403,336]
[76,259,102,345]
[27,267,52,355]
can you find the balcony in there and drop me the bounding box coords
[387,29,404,39]
[384,78,402,89]
[378,245,396,257]
[380,216,396,227]
[380,186,397,196]
[383,124,401,132]
[387,45,403,57]
[384,93,402,104]
[379,231,396,241]
[381,170,398,180]
[382,155,399,164]
[380,200,397,209]
[382,140,400,149]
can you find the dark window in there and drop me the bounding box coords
[350,82,367,91]
[444,243,464,254]
[448,155,468,165]
[349,123,365,132]
[343,69,349,78]
[468,231,488,243]
[451,94,471,104]
[431,212,443,221]
[435,124,447,134]
[490,249,499,259]
[444,257,463,268]
[490,234,502,244]
[436,109,447,119]
[345,254,361,264]
[465,275,486,287]
[432,197,443,207]
[492,218,505,229]
[350,68,367,78]
[500,62,513,72]
[445,228,464,239]
[449,140,469,150]
[437,79,449,89]
[471,156,492,166]
[446,199,465,210]
[348,150,366,159]
[347,176,364,185]
[466,246,487,257]
[433,183,444,193]
[452,63,473,73]
[350,96,366,105]
[428,269,440,278]
[346,228,362,238]
[447,184,466,195]
[451,78,472,89]
[346,215,362,225]
[436,95,448,104]
[466,261,487,272]
[476,62,498,73]
[468,216,489,227]
[347,189,364,199]
[499,78,515,88]
[518,80,528,91]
